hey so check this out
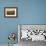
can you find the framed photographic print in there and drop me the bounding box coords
[18,24,46,42]
[4,7,18,18]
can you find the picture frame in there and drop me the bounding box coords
[4,7,18,18]
[18,24,46,42]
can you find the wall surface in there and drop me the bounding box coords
[0,0,46,45]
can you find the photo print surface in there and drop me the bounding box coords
[18,25,46,41]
